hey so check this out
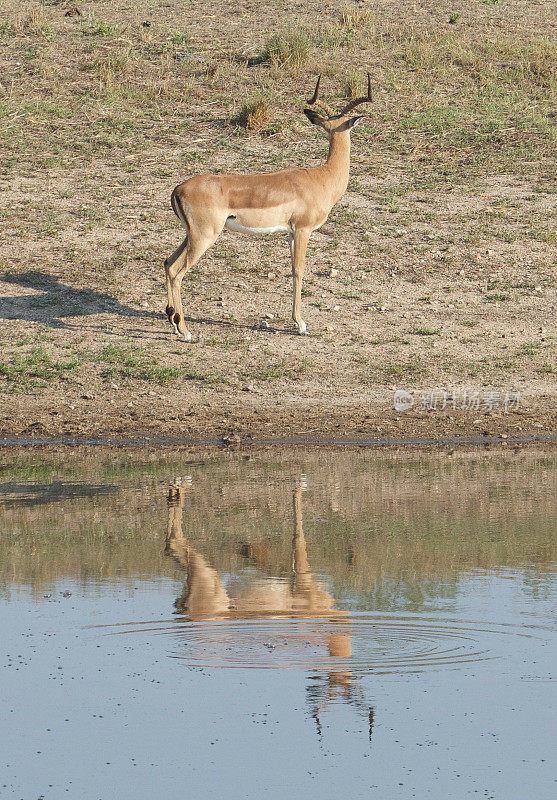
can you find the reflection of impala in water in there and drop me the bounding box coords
[165,478,374,740]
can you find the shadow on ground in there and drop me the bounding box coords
[0,271,297,337]
[0,271,158,329]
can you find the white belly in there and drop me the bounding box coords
[224,217,291,236]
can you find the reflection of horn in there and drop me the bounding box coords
[306,674,374,744]
[312,708,322,740]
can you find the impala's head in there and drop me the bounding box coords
[303,74,372,136]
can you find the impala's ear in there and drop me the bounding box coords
[304,108,327,125]
[339,115,366,132]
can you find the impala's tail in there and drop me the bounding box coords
[170,187,189,230]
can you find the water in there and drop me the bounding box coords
[1,448,555,799]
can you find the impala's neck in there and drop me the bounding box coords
[323,131,351,200]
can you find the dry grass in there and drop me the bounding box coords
[1,2,554,174]
[232,97,270,131]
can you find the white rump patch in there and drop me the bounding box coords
[225,218,291,236]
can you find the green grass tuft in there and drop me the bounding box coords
[0,346,81,392]
[261,29,311,68]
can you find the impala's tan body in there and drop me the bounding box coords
[164,76,372,340]
[173,148,350,237]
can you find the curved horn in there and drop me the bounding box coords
[306,74,335,118]
[338,72,372,117]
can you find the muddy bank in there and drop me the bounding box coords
[1,393,555,445]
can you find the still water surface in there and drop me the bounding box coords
[1,449,555,799]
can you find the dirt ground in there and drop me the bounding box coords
[0,0,555,442]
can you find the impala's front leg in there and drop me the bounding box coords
[291,229,310,335]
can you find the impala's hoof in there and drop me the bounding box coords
[297,321,308,335]
[181,331,192,342]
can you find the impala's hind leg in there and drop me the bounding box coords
[167,228,223,342]
[164,236,188,335]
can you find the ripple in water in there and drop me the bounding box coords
[102,614,541,674]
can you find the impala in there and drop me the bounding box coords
[165,478,373,739]
[164,74,372,341]
[166,480,350,624]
